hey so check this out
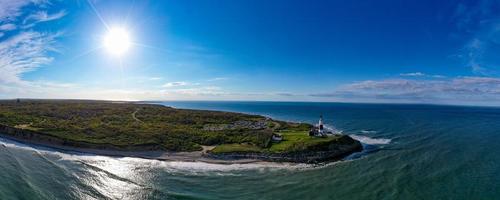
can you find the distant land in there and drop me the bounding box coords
[0,100,361,163]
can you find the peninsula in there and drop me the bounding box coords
[0,100,362,163]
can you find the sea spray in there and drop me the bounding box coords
[360,130,377,134]
[349,134,391,145]
[0,136,318,175]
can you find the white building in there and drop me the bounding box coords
[318,115,325,136]
[309,115,330,137]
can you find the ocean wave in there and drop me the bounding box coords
[349,134,391,145]
[0,137,46,152]
[155,161,312,175]
[323,125,343,134]
[53,152,315,174]
[0,137,314,174]
[0,136,362,175]
[360,130,377,134]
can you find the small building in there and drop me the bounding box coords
[272,133,283,142]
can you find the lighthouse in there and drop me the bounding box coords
[309,115,332,137]
[318,115,324,136]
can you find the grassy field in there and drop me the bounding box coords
[0,100,312,152]
[210,143,264,153]
[268,131,340,153]
[211,131,343,154]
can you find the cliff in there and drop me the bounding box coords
[207,135,362,163]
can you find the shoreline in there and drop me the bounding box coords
[0,134,264,165]
[0,122,362,164]
[0,132,362,164]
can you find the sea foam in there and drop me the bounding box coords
[360,130,377,134]
[0,137,314,174]
[349,134,391,145]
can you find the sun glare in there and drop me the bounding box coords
[103,27,131,56]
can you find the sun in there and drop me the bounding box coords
[103,27,131,56]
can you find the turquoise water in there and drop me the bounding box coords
[1,102,499,199]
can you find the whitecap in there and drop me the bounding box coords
[350,134,391,145]
[155,161,310,175]
[323,125,343,134]
[360,130,377,134]
[0,137,315,174]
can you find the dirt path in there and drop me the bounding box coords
[271,121,281,130]
[201,145,215,154]
[132,109,143,123]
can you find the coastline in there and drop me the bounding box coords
[0,123,362,164]
[0,131,261,164]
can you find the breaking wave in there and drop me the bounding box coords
[0,137,314,175]
[323,125,343,134]
[360,130,377,134]
[349,134,391,145]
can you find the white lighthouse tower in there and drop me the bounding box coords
[318,115,325,136]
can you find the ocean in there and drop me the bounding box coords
[1,101,499,199]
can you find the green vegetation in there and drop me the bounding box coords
[268,131,341,153]
[0,99,357,157]
[210,143,264,153]
[211,130,343,154]
[0,100,313,152]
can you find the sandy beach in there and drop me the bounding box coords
[0,134,263,164]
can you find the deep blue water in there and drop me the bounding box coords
[1,101,500,199]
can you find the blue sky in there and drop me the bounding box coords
[1,0,500,106]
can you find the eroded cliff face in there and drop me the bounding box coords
[0,124,165,151]
[207,135,363,163]
[0,124,65,145]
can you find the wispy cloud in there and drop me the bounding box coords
[0,0,32,21]
[149,77,162,81]
[399,72,446,78]
[22,10,67,28]
[273,92,301,97]
[162,81,190,88]
[452,0,500,74]
[311,76,500,105]
[207,77,228,81]
[33,10,67,22]
[0,0,65,87]
[0,23,16,31]
[170,86,226,96]
[400,72,425,77]
[0,31,59,84]
[464,38,487,74]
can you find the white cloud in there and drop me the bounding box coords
[162,81,190,88]
[0,23,16,31]
[0,83,235,101]
[0,31,59,83]
[0,0,32,21]
[399,72,446,78]
[431,75,446,78]
[464,38,487,74]
[452,0,500,74]
[149,77,162,81]
[24,10,67,23]
[0,0,64,85]
[207,77,228,81]
[311,76,500,105]
[170,86,226,96]
[400,72,425,77]
[161,81,202,88]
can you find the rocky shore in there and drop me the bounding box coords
[207,135,363,163]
